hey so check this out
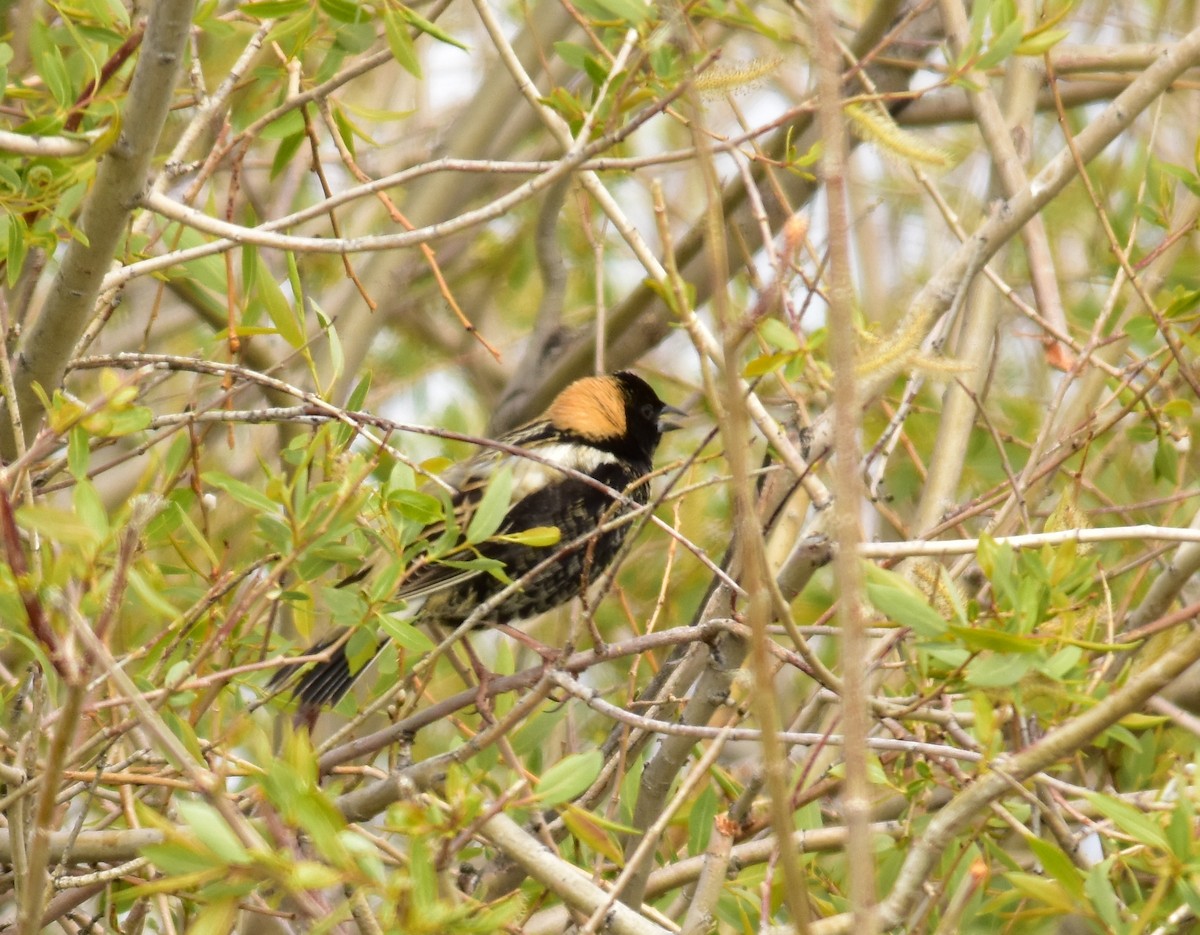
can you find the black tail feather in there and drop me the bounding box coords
[293,640,360,709]
[271,631,384,714]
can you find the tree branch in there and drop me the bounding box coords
[2,0,196,457]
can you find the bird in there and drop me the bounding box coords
[274,371,680,716]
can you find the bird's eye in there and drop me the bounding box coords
[641,403,657,421]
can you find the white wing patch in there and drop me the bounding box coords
[508,443,618,499]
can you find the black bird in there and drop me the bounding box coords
[277,371,679,715]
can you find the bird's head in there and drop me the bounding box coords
[546,371,681,463]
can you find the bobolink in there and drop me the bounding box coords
[277,371,679,714]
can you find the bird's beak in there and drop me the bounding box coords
[658,404,687,434]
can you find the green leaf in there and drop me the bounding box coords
[589,0,652,25]
[976,534,1016,606]
[1167,796,1193,861]
[410,836,437,907]
[1003,871,1078,914]
[1163,287,1200,320]
[257,514,293,553]
[1037,645,1083,678]
[688,785,718,856]
[439,556,508,581]
[270,130,305,180]
[18,505,103,545]
[1084,792,1170,851]
[554,41,596,72]
[329,102,361,154]
[346,372,371,412]
[1024,835,1084,898]
[970,692,997,748]
[1013,573,1044,634]
[1124,315,1158,345]
[1126,421,1157,444]
[964,652,1034,687]
[288,860,343,890]
[315,303,342,386]
[947,624,1039,654]
[128,569,180,620]
[340,831,386,883]
[376,613,435,652]
[239,0,309,14]
[1100,722,1142,751]
[1015,27,1070,55]
[561,804,625,864]
[256,255,305,348]
[344,627,378,673]
[258,107,305,141]
[31,24,72,105]
[1158,161,1200,198]
[567,802,639,838]
[513,711,563,760]
[537,750,602,806]
[1163,397,1193,421]
[395,2,468,49]
[389,490,443,525]
[744,351,799,378]
[988,0,1016,34]
[865,569,947,637]
[6,214,28,286]
[758,316,801,351]
[101,406,153,437]
[67,426,88,479]
[175,800,250,866]
[649,44,677,78]
[285,248,304,314]
[1085,859,1121,929]
[73,480,109,539]
[467,466,513,543]
[188,899,240,935]
[140,841,219,877]
[1114,712,1165,731]
[202,471,280,514]
[976,17,1024,70]
[421,455,454,476]
[357,556,400,602]
[494,526,561,547]
[384,6,422,78]
[319,0,367,22]
[1176,877,1200,917]
[1154,437,1179,483]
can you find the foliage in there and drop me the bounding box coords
[1,1,1200,934]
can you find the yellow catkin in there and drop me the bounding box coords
[845,102,951,167]
[695,56,784,99]
[857,306,924,377]
[853,317,970,383]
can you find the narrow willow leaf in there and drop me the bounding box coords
[467,466,512,543]
[537,751,603,806]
